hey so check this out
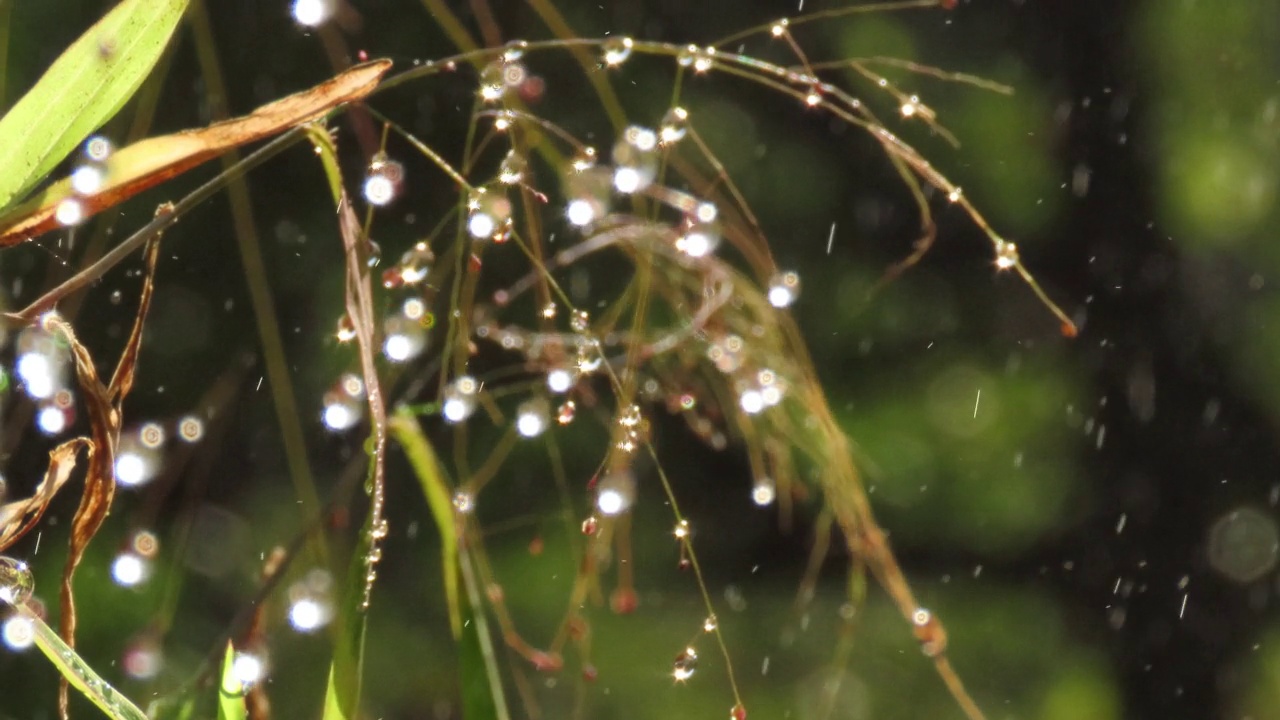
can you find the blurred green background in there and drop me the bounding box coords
[1,1,1279,718]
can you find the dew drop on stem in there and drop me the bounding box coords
[601,36,634,66]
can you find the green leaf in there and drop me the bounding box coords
[0,0,190,211]
[216,642,247,720]
[390,409,508,720]
[389,409,461,638]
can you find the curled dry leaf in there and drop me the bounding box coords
[40,236,161,718]
[0,59,392,246]
[0,439,90,552]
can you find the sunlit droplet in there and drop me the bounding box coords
[292,0,334,26]
[111,552,150,587]
[383,316,426,363]
[2,616,34,651]
[612,126,659,193]
[179,416,205,442]
[322,396,360,432]
[123,636,163,679]
[673,647,698,681]
[232,651,266,686]
[547,368,573,394]
[70,164,106,196]
[516,399,549,438]
[596,469,635,516]
[443,376,479,423]
[770,19,789,37]
[452,490,475,514]
[703,615,718,632]
[36,405,69,436]
[767,271,800,308]
[751,478,777,506]
[115,450,155,486]
[557,400,577,425]
[601,36,634,66]
[17,352,55,399]
[659,107,688,145]
[498,150,527,185]
[55,199,84,226]
[0,557,34,606]
[84,136,113,162]
[288,597,331,632]
[140,422,165,449]
[676,222,720,258]
[994,239,1019,270]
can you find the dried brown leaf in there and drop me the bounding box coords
[0,60,391,246]
[0,439,90,551]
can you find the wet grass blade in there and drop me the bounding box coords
[216,643,247,720]
[14,604,147,720]
[389,409,507,720]
[389,410,462,637]
[0,0,189,211]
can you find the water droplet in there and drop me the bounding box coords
[292,0,334,26]
[70,163,106,196]
[516,399,549,438]
[443,376,479,423]
[452,490,475,514]
[2,615,34,650]
[570,309,590,333]
[601,36,634,66]
[672,646,698,680]
[363,154,404,207]
[498,150,527,185]
[398,242,434,284]
[659,107,688,145]
[467,188,512,239]
[596,469,636,516]
[703,615,718,632]
[612,126,659,193]
[676,220,720,258]
[770,18,789,36]
[767,270,800,308]
[557,400,577,424]
[547,368,574,394]
[232,651,267,686]
[336,314,357,342]
[179,416,205,442]
[581,516,598,535]
[55,198,84,226]
[994,239,1019,269]
[731,703,748,720]
[502,39,529,62]
[383,315,427,362]
[139,422,165,448]
[84,136,112,162]
[111,552,150,587]
[751,478,777,506]
[0,557,34,605]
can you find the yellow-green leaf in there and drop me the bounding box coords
[0,0,190,211]
[216,642,247,720]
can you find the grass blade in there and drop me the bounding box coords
[13,604,147,720]
[216,643,248,720]
[0,0,189,211]
[389,409,508,720]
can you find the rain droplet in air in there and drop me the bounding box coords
[0,556,34,606]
